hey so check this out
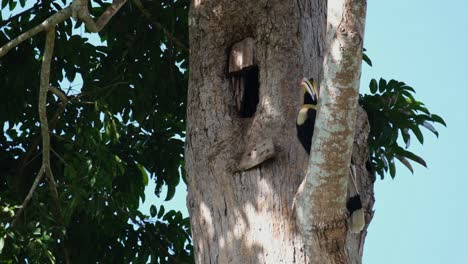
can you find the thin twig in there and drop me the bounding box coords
[50,148,67,165]
[22,152,42,168]
[40,29,71,264]
[11,166,45,227]
[17,88,68,178]
[49,85,68,105]
[131,0,188,52]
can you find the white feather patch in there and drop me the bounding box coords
[349,208,365,233]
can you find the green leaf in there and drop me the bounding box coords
[396,155,414,174]
[370,79,378,94]
[378,78,387,92]
[52,2,61,11]
[1,0,8,9]
[363,53,373,67]
[165,185,176,201]
[380,153,388,169]
[135,162,149,186]
[8,0,16,11]
[389,158,396,178]
[410,125,424,144]
[401,90,416,104]
[150,205,157,218]
[401,85,416,93]
[398,148,427,167]
[401,128,411,149]
[430,114,447,126]
[422,121,439,137]
[387,79,398,91]
[157,205,165,219]
[0,237,4,254]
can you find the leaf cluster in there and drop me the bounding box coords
[359,78,446,179]
[1,0,192,262]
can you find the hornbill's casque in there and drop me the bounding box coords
[296,77,365,233]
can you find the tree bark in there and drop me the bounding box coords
[185,0,373,263]
[294,0,368,263]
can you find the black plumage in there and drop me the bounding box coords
[346,195,363,213]
[296,78,319,154]
[296,109,316,154]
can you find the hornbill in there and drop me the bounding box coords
[296,77,365,233]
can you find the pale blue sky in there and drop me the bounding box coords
[361,0,468,263]
[3,0,467,262]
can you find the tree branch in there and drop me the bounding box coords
[0,6,72,58]
[49,85,69,105]
[11,166,45,227]
[4,2,125,261]
[12,29,58,226]
[71,0,127,32]
[294,0,368,262]
[12,29,70,264]
[40,29,71,264]
[38,29,54,180]
[0,0,128,59]
[17,91,68,179]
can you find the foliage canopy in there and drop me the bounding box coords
[1,0,192,262]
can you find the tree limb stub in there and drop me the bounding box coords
[294,0,367,262]
[237,138,275,171]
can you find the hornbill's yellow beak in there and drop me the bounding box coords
[300,77,319,100]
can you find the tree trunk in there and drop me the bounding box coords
[185,0,374,263]
[294,0,368,262]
